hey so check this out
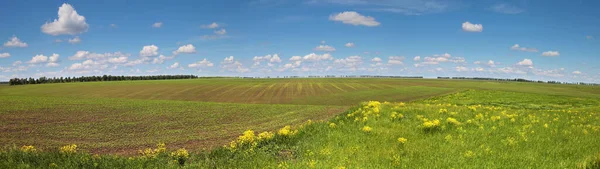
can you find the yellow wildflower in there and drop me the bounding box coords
[446,117,461,126]
[329,122,337,128]
[258,131,274,141]
[59,144,77,154]
[238,129,256,144]
[397,137,407,144]
[362,126,373,133]
[20,145,36,152]
[278,125,297,136]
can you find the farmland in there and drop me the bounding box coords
[1,78,600,168]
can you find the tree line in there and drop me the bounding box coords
[438,77,600,86]
[8,75,199,86]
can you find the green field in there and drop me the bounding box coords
[1,78,600,168]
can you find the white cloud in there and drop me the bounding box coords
[455,66,469,72]
[314,45,336,52]
[152,22,163,28]
[497,67,527,74]
[173,44,196,55]
[28,55,49,64]
[510,44,538,52]
[46,63,60,67]
[3,36,28,47]
[345,42,355,47]
[371,57,382,62]
[289,56,302,61]
[221,56,249,73]
[108,56,128,64]
[201,22,219,29]
[28,53,60,67]
[41,3,89,35]
[0,53,10,58]
[168,62,180,69]
[572,71,582,75]
[321,40,326,44]
[388,56,404,65]
[223,56,234,64]
[152,55,175,64]
[516,58,533,67]
[474,67,485,72]
[68,36,81,44]
[334,56,363,71]
[215,29,227,35]
[303,53,333,61]
[329,11,380,27]
[253,54,282,65]
[188,59,214,68]
[413,56,421,61]
[140,45,159,57]
[48,54,59,63]
[541,51,560,56]
[462,21,483,32]
[475,60,496,67]
[490,4,524,14]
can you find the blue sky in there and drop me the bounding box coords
[0,0,598,82]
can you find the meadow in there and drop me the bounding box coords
[1,78,600,168]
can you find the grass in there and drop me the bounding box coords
[2,89,599,168]
[1,78,600,168]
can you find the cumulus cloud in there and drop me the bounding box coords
[168,62,180,69]
[413,56,421,61]
[201,22,219,29]
[0,53,10,58]
[28,53,60,67]
[221,56,249,73]
[345,42,355,47]
[173,44,196,55]
[474,60,496,67]
[388,56,404,65]
[572,70,582,75]
[510,44,538,52]
[516,58,533,67]
[41,3,89,35]
[329,11,380,27]
[371,57,382,62]
[334,56,363,71]
[152,55,175,64]
[541,51,560,56]
[28,55,49,64]
[3,36,28,47]
[188,59,214,68]
[139,45,159,57]
[462,21,483,32]
[152,22,163,28]
[68,36,81,44]
[108,56,128,64]
[314,45,336,52]
[303,53,333,61]
[253,54,282,66]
